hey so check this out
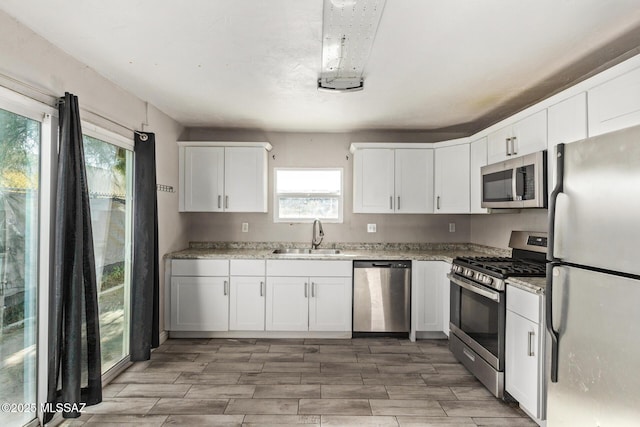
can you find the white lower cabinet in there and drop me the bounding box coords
[414,261,450,336]
[229,276,265,331]
[308,277,352,331]
[265,260,352,332]
[414,261,442,332]
[170,276,229,331]
[505,284,545,423]
[440,262,450,337]
[266,276,309,331]
[170,259,230,331]
[229,260,266,331]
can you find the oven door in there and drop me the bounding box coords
[449,273,505,370]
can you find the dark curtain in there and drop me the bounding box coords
[130,131,159,361]
[45,92,102,423]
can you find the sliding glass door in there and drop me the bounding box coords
[0,107,39,426]
[82,132,132,373]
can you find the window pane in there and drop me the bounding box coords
[0,107,39,426]
[83,134,132,373]
[279,197,339,220]
[276,169,341,194]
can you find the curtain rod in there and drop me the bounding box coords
[0,71,148,136]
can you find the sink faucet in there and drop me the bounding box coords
[311,219,324,249]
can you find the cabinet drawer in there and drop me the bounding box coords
[172,259,229,276]
[507,285,541,324]
[266,260,352,277]
[230,259,266,276]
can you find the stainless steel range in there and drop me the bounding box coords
[448,231,547,398]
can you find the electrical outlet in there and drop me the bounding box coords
[241,222,249,233]
[449,223,456,233]
[367,224,377,233]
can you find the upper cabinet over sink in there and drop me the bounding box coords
[178,141,272,212]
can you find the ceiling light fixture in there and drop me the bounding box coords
[318,0,386,93]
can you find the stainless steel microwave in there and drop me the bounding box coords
[481,151,547,209]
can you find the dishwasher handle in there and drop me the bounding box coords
[353,260,411,269]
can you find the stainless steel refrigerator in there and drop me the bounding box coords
[547,124,640,425]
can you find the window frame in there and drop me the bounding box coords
[0,85,55,427]
[273,167,344,224]
[81,123,134,377]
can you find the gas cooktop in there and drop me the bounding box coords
[453,256,547,278]
[450,231,548,291]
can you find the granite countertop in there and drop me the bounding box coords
[164,242,510,264]
[165,242,548,295]
[506,276,547,295]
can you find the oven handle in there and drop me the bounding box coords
[447,273,501,302]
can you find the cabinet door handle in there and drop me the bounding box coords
[225,195,229,209]
[397,196,400,211]
[311,282,316,297]
[260,281,264,297]
[511,136,518,155]
[528,331,535,356]
[506,138,512,156]
[389,196,393,210]
[218,195,222,209]
[304,282,308,298]
[224,280,228,296]
[437,195,441,210]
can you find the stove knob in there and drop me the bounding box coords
[483,275,493,285]
[465,269,474,278]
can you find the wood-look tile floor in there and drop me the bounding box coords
[62,338,537,426]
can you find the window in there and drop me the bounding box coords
[82,125,133,374]
[0,102,42,427]
[274,168,343,223]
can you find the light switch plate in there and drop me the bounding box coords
[367,224,377,233]
[449,223,456,233]
[242,222,249,232]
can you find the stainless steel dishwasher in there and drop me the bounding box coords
[353,261,411,334]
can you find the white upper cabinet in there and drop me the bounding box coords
[224,146,268,212]
[353,146,434,214]
[353,148,395,213]
[434,143,470,213]
[487,110,547,164]
[178,142,271,212]
[183,146,225,212]
[394,149,434,213]
[469,137,488,214]
[547,92,588,193]
[588,66,640,137]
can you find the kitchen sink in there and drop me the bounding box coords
[272,248,341,255]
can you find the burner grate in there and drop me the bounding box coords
[453,256,546,278]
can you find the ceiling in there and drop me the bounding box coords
[3,0,640,133]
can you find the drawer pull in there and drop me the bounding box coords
[462,348,476,362]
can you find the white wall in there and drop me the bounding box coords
[182,129,472,244]
[0,10,187,333]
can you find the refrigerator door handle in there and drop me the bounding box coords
[546,262,561,382]
[548,143,565,261]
